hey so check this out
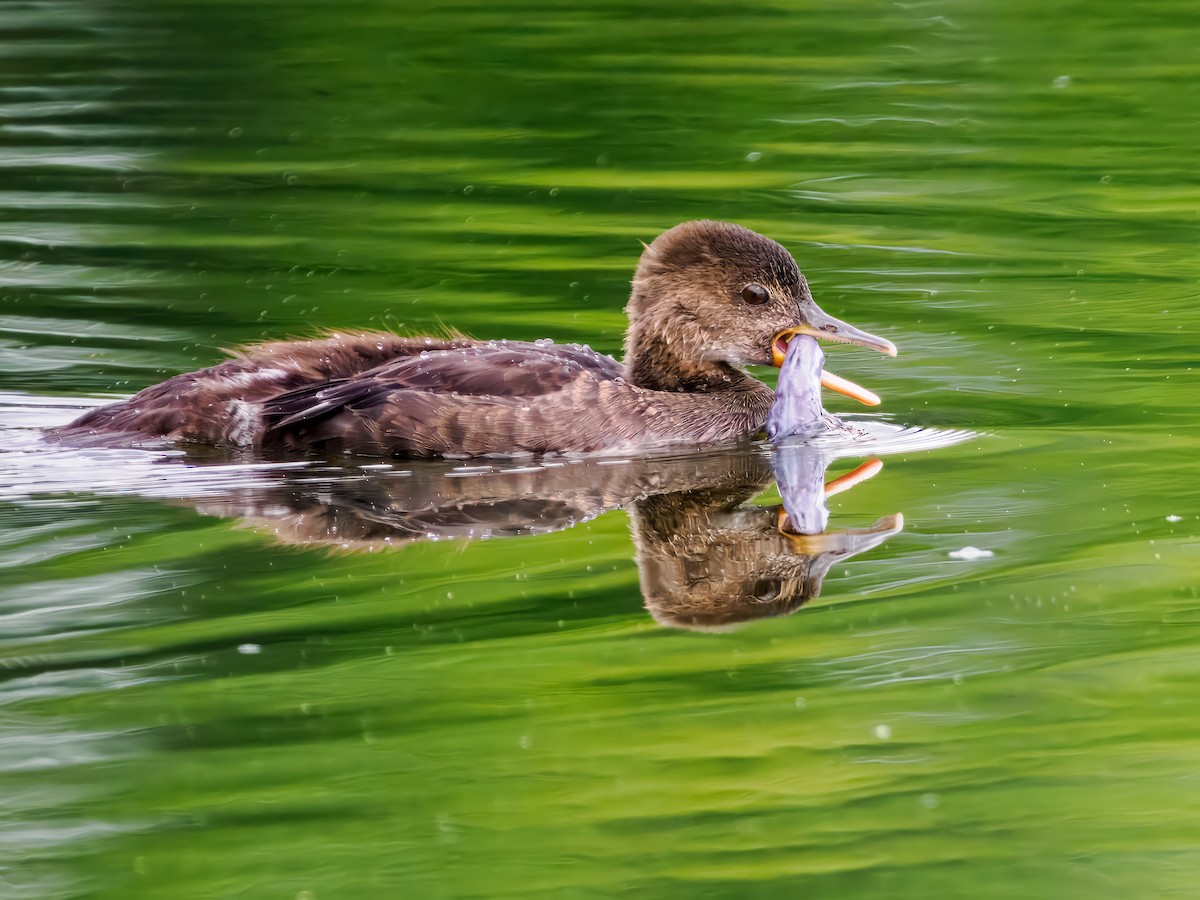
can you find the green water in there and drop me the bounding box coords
[3,0,1200,896]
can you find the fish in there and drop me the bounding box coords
[767,332,883,443]
[767,334,828,442]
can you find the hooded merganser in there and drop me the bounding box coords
[57,220,895,456]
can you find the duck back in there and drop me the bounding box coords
[55,332,771,457]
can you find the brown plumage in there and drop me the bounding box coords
[56,220,893,457]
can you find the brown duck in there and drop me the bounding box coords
[57,220,896,457]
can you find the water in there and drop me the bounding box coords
[3,0,1200,896]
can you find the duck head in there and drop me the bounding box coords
[624,220,896,394]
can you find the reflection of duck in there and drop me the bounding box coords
[56,221,894,457]
[184,448,902,631]
[634,450,900,630]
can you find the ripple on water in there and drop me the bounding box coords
[773,418,978,459]
[0,392,308,503]
[1,392,982,505]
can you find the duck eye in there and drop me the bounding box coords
[741,284,770,305]
[751,577,782,603]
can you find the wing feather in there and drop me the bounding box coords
[261,341,629,454]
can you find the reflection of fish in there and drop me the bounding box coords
[772,443,831,533]
[767,334,826,442]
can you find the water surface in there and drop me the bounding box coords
[3,0,1200,897]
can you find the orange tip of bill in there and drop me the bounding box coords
[821,370,881,407]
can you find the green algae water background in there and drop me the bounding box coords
[2,0,1200,897]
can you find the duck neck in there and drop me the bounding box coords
[624,323,756,394]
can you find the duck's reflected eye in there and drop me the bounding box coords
[751,577,782,603]
[741,283,770,305]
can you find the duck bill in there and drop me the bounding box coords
[772,308,895,407]
[768,349,882,408]
[772,309,898,363]
[820,371,880,407]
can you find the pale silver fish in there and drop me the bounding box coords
[767,334,827,442]
[767,333,883,442]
